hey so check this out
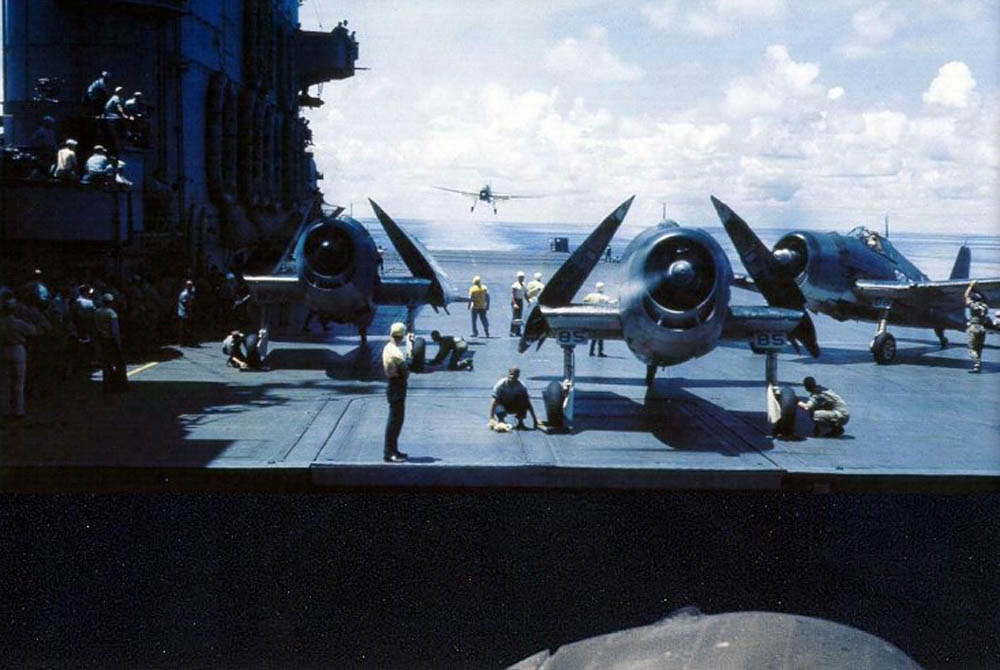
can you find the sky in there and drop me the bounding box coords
[301,0,1000,233]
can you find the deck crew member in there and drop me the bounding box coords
[82,145,114,184]
[2,293,38,420]
[526,272,545,305]
[797,376,849,437]
[583,282,616,357]
[468,276,490,338]
[85,71,112,115]
[95,294,127,392]
[510,271,527,337]
[177,280,196,346]
[382,322,413,463]
[53,139,79,181]
[429,330,472,370]
[964,280,990,373]
[488,367,538,431]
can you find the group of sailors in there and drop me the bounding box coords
[0,265,256,421]
[15,69,150,186]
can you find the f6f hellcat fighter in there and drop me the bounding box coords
[712,197,1000,364]
[245,199,461,366]
[518,196,820,432]
[433,184,540,214]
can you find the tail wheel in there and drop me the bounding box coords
[871,332,896,365]
[411,336,426,372]
[543,381,565,428]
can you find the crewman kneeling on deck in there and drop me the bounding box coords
[488,367,538,431]
[429,330,472,370]
[223,330,263,371]
[797,376,849,437]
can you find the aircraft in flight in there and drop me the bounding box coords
[433,184,540,214]
[245,199,462,367]
[518,196,820,432]
[711,196,1000,364]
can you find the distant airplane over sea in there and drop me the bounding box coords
[433,184,541,214]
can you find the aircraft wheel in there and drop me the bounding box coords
[543,381,565,428]
[411,336,426,372]
[771,385,797,437]
[871,332,896,365]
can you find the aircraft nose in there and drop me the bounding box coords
[667,259,695,286]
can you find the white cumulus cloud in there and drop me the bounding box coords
[545,26,644,82]
[922,61,978,108]
[642,0,786,37]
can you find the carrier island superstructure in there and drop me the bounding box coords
[1,0,357,276]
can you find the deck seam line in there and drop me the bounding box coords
[278,399,330,462]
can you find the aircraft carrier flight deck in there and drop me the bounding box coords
[4,248,997,494]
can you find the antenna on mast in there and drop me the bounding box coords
[884,215,889,239]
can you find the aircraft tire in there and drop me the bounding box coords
[871,332,896,365]
[543,381,564,428]
[411,336,426,372]
[772,385,797,437]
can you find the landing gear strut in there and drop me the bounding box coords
[543,344,576,430]
[869,300,896,364]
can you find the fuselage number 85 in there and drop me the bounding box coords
[556,329,589,345]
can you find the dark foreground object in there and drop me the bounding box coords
[1,492,996,669]
[511,608,920,669]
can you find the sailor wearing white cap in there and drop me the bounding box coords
[526,272,545,305]
[510,271,527,337]
[381,321,414,462]
[583,281,616,356]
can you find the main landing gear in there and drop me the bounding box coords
[543,335,797,437]
[869,299,896,364]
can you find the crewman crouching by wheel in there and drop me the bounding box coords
[797,376,849,437]
[488,367,538,431]
[429,330,472,370]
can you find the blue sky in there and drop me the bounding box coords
[302,0,999,233]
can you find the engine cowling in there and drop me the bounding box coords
[295,216,380,322]
[618,225,731,366]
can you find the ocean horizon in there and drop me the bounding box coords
[356,217,1000,280]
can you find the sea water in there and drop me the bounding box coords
[361,217,1000,280]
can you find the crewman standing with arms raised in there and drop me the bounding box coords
[381,322,413,462]
[964,280,991,373]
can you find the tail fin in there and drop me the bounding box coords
[949,245,970,280]
[711,196,820,358]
